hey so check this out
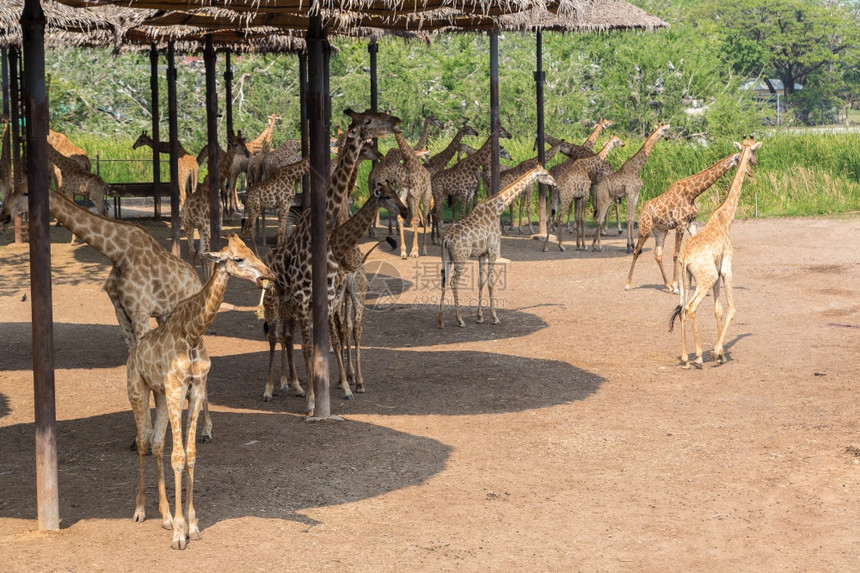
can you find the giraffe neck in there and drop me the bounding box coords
[428,129,469,170]
[582,123,605,150]
[482,168,545,218]
[706,148,752,232]
[178,262,230,342]
[623,130,661,174]
[141,136,189,156]
[680,154,739,201]
[460,137,495,171]
[48,145,81,174]
[48,190,135,261]
[542,141,564,164]
[251,118,277,148]
[329,191,382,263]
[394,132,421,169]
[415,116,434,150]
[326,133,364,229]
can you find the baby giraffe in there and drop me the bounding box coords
[439,166,556,328]
[127,233,274,550]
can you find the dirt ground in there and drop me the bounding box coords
[1,213,859,571]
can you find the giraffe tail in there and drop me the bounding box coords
[360,236,398,265]
[668,304,683,333]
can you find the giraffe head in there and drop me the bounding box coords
[459,123,479,138]
[131,131,152,150]
[358,142,384,162]
[414,148,432,162]
[654,123,672,140]
[597,118,614,130]
[532,165,556,188]
[733,136,763,178]
[228,130,251,158]
[499,146,512,161]
[205,233,275,288]
[499,125,513,139]
[343,109,402,142]
[426,113,444,131]
[606,135,626,152]
[374,179,411,221]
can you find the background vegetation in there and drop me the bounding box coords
[44,0,859,221]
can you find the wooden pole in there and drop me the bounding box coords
[149,44,161,220]
[204,35,221,251]
[369,39,379,157]
[535,29,547,235]
[8,47,23,243]
[489,28,500,197]
[167,41,181,257]
[22,0,59,531]
[224,51,233,140]
[306,15,331,419]
[299,51,309,208]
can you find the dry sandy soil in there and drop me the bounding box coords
[1,214,859,571]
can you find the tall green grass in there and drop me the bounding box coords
[68,130,859,221]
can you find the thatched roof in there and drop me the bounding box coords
[496,0,668,32]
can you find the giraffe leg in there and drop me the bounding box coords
[263,329,279,401]
[166,380,189,549]
[438,246,450,328]
[329,311,352,400]
[284,317,304,397]
[614,199,622,235]
[625,222,652,291]
[298,314,315,416]
[195,346,212,444]
[150,392,172,531]
[626,195,639,252]
[104,271,136,351]
[184,376,207,542]
[420,203,431,257]
[712,258,736,364]
[670,227,686,294]
[685,269,716,369]
[352,292,366,393]
[398,214,409,260]
[575,197,585,250]
[488,254,500,324]
[409,213,421,259]
[452,260,466,328]
[476,254,486,324]
[128,366,151,523]
[591,199,610,252]
[652,229,673,292]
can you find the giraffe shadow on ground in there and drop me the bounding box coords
[0,322,127,371]
[0,411,450,529]
[206,348,604,417]
[0,393,9,419]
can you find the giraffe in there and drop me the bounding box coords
[424,123,480,174]
[262,139,302,180]
[429,128,512,244]
[366,113,443,237]
[265,108,401,415]
[262,179,408,403]
[47,128,90,182]
[196,141,226,166]
[180,174,215,274]
[47,143,109,245]
[0,185,217,442]
[241,157,309,253]
[669,137,762,369]
[590,123,672,252]
[626,149,753,293]
[246,140,270,187]
[392,130,433,259]
[438,166,556,328]
[217,129,251,218]
[543,136,625,252]
[132,131,199,206]
[128,233,273,550]
[502,139,582,234]
[245,112,281,155]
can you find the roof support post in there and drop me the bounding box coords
[299,51,309,207]
[224,51,233,139]
[8,46,23,243]
[166,41,181,257]
[22,0,59,531]
[148,44,161,220]
[306,15,331,419]
[368,39,379,159]
[535,29,547,235]
[489,27,500,197]
[204,35,221,251]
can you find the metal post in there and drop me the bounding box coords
[489,28,500,197]
[9,47,23,243]
[299,52,309,208]
[22,0,59,531]
[369,39,379,157]
[204,36,221,251]
[535,29,547,235]
[167,42,181,257]
[149,44,161,220]
[306,15,331,419]
[224,51,233,139]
